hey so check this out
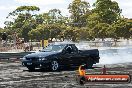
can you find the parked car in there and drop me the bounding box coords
[22,43,100,71]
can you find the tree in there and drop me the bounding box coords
[87,13,100,28]
[48,9,63,24]
[86,0,123,41]
[64,27,77,41]
[64,27,87,41]
[91,23,110,41]
[28,8,67,41]
[29,24,50,41]
[127,18,132,37]
[49,24,66,40]
[93,0,121,24]
[36,9,68,25]
[110,18,132,39]
[0,28,4,39]
[68,0,90,27]
[5,6,40,42]
[28,24,67,41]
[28,29,41,41]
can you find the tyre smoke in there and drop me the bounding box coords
[99,48,132,64]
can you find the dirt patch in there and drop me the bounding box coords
[0,60,131,88]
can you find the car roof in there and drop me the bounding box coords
[50,43,75,46]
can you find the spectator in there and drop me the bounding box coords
[2,32,7,40]
[1,32,7,47]
[21,38,25,49]
[12,32,17,49]
[78,64,86,76]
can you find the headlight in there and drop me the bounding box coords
[21,57,26,60]
[42,58,46,60]
[39,58,47,61]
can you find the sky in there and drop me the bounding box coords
[0,0,132,28]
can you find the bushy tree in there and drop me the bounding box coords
[110,18,132,39]
[93,0,121,24]
[29,24,67,41]
[5,6,40,41]
[68,0,90,27]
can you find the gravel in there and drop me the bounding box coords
[0,60,131,88]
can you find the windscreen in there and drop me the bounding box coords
[41,44,66,52]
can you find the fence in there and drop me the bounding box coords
[0,51,35,59]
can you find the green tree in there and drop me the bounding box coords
[91,23,110,41]
[28,29,41,41]
[86,0,122,41]
[110,18,132,39]
[127,18,132,37]
[49,24,66,40]
[48,9,63,24]
[36,9,68,25]
[29,24,67,41]
[64,27,83,41]
[87,13,100,28]
[5,6,40,42]
[68,0,90,27]
[93,0,121,24]
[0,28,4,38]
[29,24,50,41]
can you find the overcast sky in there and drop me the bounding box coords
[0,0,132,28]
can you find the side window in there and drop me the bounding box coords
[71,45,78,52]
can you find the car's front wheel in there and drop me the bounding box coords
[27,66,35,72]
[50,60,59,71]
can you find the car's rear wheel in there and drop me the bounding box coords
[86,58,93,69]
[50,60,59,71]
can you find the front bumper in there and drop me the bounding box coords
[22,60,50,68]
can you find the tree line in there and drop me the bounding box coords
[1,0,132,42]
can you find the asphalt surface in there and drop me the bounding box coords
[0,59,132,88]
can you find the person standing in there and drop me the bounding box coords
[12,32,17,49]
[78,64,86,76]
[78,64,86,85]
[1,32,7,47]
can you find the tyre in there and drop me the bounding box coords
[50,60,59,71]
[86,58,93,69]
[77,76,86,85]
[27,67,35,72]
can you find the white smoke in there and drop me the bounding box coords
[76,41,90,50]
[98,48,132,64]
